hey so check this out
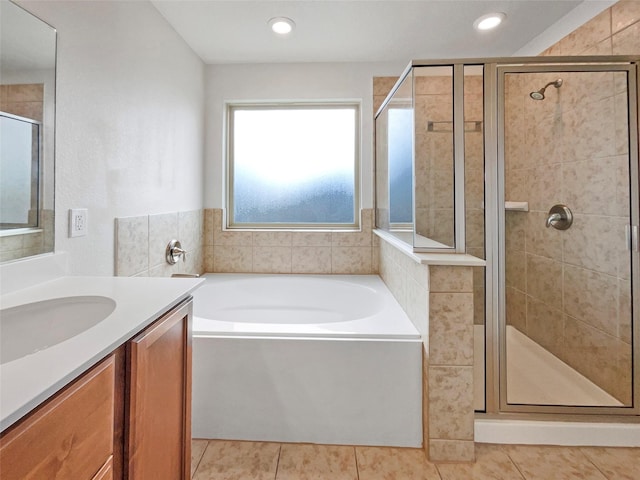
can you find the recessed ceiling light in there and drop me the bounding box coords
[474,12,506,31]
[268,17,295,35]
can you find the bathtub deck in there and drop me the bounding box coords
[193,274,421,340]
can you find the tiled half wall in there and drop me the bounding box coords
[115,209,204,277]
[203,208,379,274]
[379,235,475,462]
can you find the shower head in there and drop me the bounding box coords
[529,78,563,100]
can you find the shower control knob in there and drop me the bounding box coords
[166,239,187,264]
[546,205,573,230]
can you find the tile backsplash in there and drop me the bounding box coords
[115,208,377,277]
[203,208,379,275]
[115,209,203,277]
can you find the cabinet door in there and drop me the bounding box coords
[92,456,114,480]
[126,299,192,480]
[0,355,115,480]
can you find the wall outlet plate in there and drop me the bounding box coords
[69,208,88,237]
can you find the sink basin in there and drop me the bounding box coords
[0,296,116,365]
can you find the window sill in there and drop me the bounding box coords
[0,227,43,238]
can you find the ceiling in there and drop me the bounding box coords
[150,0,610,65]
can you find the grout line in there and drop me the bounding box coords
[577,448,610,480]
[503,449,529,480]
[353,446,360,480]
[191,440,209,479]
[274,443,282,480]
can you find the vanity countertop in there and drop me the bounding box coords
[0,275,203,431]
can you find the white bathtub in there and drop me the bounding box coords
[191,273,423,447]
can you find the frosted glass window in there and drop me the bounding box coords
[228,104,359,228]
[388,108,413,224]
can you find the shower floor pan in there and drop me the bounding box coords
[474,325,622,409]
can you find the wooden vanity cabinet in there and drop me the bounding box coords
[125,299,192,480]
[0,297,193,480]
[0,354,117,480]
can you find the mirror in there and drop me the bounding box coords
[0,0,56,262]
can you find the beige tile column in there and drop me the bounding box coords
[427,265,475,462]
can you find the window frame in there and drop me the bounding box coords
[226,102,361,230]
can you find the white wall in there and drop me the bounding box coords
[204,61,404,210]
[17,0,205,275]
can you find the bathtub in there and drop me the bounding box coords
[191,273,423,447]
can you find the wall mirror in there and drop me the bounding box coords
[0,0,56,262]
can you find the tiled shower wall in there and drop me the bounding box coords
[413,75,454,245]
[0,84,54,261]
[202,208,379,274]
[114,209,204,277]
[504,0,640,403]
[540,0,639,57]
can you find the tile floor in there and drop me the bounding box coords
[191,440,640,480]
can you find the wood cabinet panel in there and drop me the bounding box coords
[126,299,192,480]
[0,355,115,480]
[92,456,114,480]
[112,345,126,480]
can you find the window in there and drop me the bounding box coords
[387,107,413,224]
[227,103,359,228]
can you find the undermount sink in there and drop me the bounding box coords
[0,296,116,365]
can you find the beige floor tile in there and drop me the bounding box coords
[276,444,357,480]
[580,447,640,480]
[437,444,525,480]
[356,446,441,480]
[191,439,209,478]
[504,445,607,480]
[193,440,280,480]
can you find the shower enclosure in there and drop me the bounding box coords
[375,56,640,417]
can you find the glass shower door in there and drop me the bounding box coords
[499,65,637,411]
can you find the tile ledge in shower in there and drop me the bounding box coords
[374,229,485,267]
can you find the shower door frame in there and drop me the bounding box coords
[486,59,640,417]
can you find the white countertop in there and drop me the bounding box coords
[0,275,203,431]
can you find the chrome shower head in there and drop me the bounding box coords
[529,78,563,100]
